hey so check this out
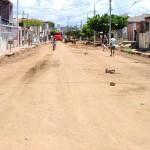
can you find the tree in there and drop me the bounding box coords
[48,21,55,29]
[50,30,56,36]
[63,27,76,36]
[82,25,94,41]
[70,30,82,39]
[87,14,128,36]
[20,19,43,28]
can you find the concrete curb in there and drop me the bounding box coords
[0,44,39,58]
[120,49,150,58]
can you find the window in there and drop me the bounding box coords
[146,22,149,32]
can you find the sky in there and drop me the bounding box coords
[10,0,150,27]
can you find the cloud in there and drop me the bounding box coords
[11,0,150,27]
[11,0,38,7]
[112,0,150,16]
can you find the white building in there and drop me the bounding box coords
[57,24,60,31]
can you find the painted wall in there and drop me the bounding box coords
[127,23,136,41]
[0,25,18,51]
[139,33,149,48]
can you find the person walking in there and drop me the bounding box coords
[52,38,57,50]
[102,37,108,51]
[110,34,116,57]
[27,34,31,48]
[40,36,43,43]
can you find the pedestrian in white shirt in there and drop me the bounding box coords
[110,34,116,57]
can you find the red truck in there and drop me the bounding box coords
[54,32,63,41]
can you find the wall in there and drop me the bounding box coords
[127,23,137,41]
[146,22,150,45]
[0,1,13,25]
[139,33,149,48]
[30,26,41,43]
[0,24,18,51]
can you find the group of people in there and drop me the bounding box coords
[102,34,116,57]
[40,34,52,43]
[47,34,116,53]
[39,35,57,50]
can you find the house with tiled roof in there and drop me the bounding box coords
[127,14,150,48]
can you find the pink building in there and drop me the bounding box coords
[127,14,150,41]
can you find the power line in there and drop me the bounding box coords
[13,0,109,14]
[96,2,109,14]
[13,0,146,27]
[113,0,125,14]
[113,0,144,12]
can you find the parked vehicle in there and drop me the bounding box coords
[63,35,76,43]
[54,32,63,41]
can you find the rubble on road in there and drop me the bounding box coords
[110,82,116,86]
[105,68,115,74]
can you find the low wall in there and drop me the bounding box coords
[0,24,18,51]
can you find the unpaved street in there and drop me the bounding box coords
[0,42,150,150]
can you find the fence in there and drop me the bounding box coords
[0,24,18,51]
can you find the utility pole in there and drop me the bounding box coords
[17,0,19,46]
[22,11,26,46]
[27,14,28,24]
[67,18,69,27]
[109,0,112,43]
[80,19,82,30]
[24,12,27,46]
[94,4,96,16]
[76,22,77,29]
[27,13,30,44]
[94,4,96,45]
[0,1,2,24]
[87,14,88,21]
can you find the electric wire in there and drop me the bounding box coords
[13,0,147,26]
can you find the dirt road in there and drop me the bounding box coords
[0,42,150,150]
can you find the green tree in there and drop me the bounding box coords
[63,27,76,36]
[87,14,128,36]
[20,19,43,28]
[48,22,55,29]
[82,25,94,40]
[50,30,56,36]
[70,30,82,39]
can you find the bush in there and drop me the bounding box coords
[90,36,94,42]
[50,30,56,36]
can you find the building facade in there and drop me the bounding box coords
[0,0,13,25]
[127,14,150,48]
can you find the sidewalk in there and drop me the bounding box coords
[120,48,150,58]
[132,50,150,58]
[0,44,38,57]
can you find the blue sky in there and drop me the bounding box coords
[11,0,150,27]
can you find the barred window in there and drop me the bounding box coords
[146,22,149,32]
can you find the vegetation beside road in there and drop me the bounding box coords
[62,14,128,42]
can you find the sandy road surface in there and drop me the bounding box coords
[0,42,150,150]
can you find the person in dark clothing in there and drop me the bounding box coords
[102,37,108,51]
[52,38,57,50]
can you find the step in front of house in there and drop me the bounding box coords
[94,41,102,45]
